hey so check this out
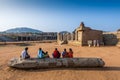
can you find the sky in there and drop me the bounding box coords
[0,0,120,32]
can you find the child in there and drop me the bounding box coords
[62,48,69,58]
[44,51,50,58]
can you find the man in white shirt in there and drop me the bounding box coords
[21,47,30,59]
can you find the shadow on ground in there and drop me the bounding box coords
[15,43,34,46]
[7,66,120,72]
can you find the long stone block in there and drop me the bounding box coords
[8,58,105,69]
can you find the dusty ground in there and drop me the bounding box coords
[0,43,120,80]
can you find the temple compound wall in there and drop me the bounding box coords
[57,22,103,46]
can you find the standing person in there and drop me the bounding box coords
[37,48,45,58]
[97,40,100,47]
[21,47,30,59]
[52,48,61,58]
[68,48,73,58]
[62,48,69,58]
[93,40,97,47]
[87,40,92,47]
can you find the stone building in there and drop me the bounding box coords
[0,32,57,41]
[16,32,57,41]
[57,22,103,46]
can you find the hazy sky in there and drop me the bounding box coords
[0,0,120,32]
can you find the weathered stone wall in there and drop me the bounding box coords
[116,32,120,46]
[103,32,119,46]
[0,32,57,42]
[82,30,103,46]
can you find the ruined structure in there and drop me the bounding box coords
[58,22,103,46]
[1,22,120,46]
[103,31,120,46]
[0,32,57,41]
[117,31,120,46]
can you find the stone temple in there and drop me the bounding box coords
[57,22,103,46]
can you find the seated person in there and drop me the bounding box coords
[21,47,30,59]
[44,51,50,58]
[37,48,45,58]
[62,48,69,58]
[52,48,61,58]
[68,48,73,58]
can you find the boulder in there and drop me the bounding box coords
[8,58,105,69]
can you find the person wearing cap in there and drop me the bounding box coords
[62,48,69,58]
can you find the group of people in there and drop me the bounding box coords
[87,40,100,47]
[20,47,73,59]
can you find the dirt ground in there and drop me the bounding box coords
[0,43,120,80]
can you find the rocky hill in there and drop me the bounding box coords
[4,27,42,33]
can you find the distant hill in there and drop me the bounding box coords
[4,27,43,33]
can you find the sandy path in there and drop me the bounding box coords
[0,43,120,80]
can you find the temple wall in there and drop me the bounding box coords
[82,30,103,45]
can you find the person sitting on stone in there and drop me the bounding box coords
[37,48,45,58]
[62,48,69,58]
[44,51,50,58]
[21,47,30,59]
[68,48,73,58]
[52,48,61,58]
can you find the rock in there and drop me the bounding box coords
[8,58,105,69]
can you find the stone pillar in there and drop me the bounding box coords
[67,33,69,41]
[75,31,78,41]
[67,33,71,41]
[21,37,23,41]
[71,33,74,41]
[57,33,60,41]
[73,33,75,40]
[26,37,28,41]
[17,37,19,41]
[30,36,32,41]
[71,34,73,41]
[59,33,62,41]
